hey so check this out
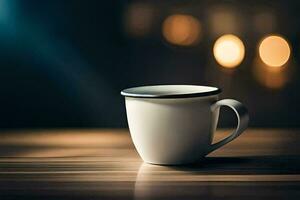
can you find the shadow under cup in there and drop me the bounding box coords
[121,85,248,165]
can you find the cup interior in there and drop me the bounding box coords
[121,85,221,98]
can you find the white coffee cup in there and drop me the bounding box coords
[121,85,249,165]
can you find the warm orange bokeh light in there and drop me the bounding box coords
[162,14,201,46]
[213,34,245,68]
[208,6,240,36]
[124,3,154,37]
[259,35,291,67]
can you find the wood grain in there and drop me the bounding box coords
[0,129,300,199]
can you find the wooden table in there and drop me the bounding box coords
[0,129,300,199]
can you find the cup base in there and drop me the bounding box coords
[142,156,206,166]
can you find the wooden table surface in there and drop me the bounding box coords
[0,128,300,199]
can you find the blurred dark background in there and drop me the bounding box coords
[0,0,299,129]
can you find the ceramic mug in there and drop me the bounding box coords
[121,85,249,165]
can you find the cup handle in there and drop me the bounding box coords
[208,99,249,153]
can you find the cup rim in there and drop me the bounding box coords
[121,85,221,99]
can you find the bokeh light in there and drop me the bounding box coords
[162,14,201,46]
[259,35,291,67]
[213,34,245,68]
[207,6,240,36]
[124,3,154,37]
